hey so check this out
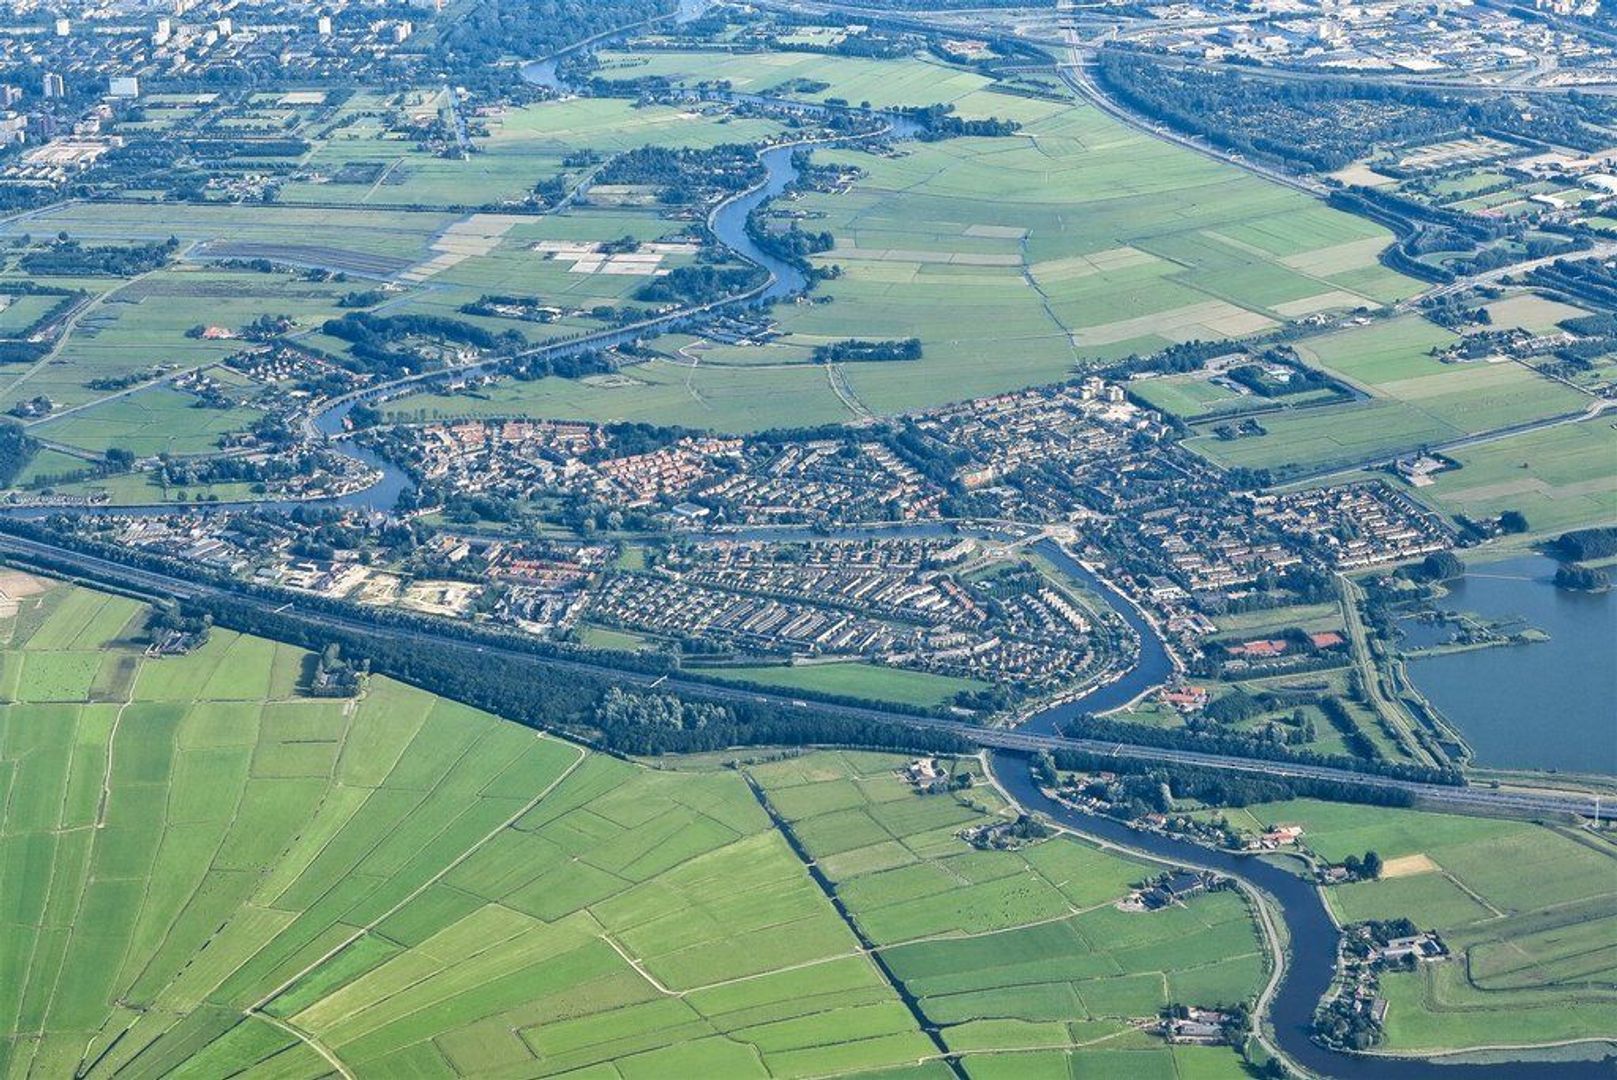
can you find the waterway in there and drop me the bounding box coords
[1404,554,1617,775]
[994,755,1613,1079]
[8,32,1610,1075]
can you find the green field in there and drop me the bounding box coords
[1209,798,1617,1052]
[33,385,265,457]
[384,47,1419,432]
[0,577,1268,1078]
[1186,316,1589,474]
[746,751,1267,1072]
[1417,419,1617,535]
[0,580,961,1078]
[702,661,989,708]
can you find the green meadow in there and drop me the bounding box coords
[702,661,989,709]
[746,751,1267,1075]
[384,47,1420,432]
[1208,799,1617,1052]
[1416,419,1617,535]
[1186,316,1588,475]
[0,584,1269,1078]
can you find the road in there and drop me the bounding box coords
[1337,573,1436,767]
[1056,48,1329,199]
[0,528,1603,821]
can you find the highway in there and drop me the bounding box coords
[0,529,1603,822]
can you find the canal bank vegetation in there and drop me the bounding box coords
[1205,798,1617,1055]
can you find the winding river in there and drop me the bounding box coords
[6,33,1609,1078]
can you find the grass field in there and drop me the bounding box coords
[1186,316,1588,474]
[701,661,988,708]
[1209,799,1617,1052]
[746,751,1267,1072]
[32,385,265,457]
[0,579,961,1078]
[383,48,1419,432]
[0,584,1256,1077]
[1415,419,1617,535]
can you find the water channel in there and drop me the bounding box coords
[6,34,1608,1076]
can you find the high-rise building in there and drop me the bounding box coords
[316,15,332,34]
[0,85,21,108]
[42,72,65,99]
[153,17,172,45]
[53,17,70,36]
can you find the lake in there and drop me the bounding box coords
[1405,554,1617,775]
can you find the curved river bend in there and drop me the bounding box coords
[6,40,1608,1078]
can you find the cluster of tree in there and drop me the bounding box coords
[1526,256,1617,309]
[746,209,834,271]
[21,236,178,277]
[594,144,764,204]
[323,311,511,352]
[144,603,212,651]
[338,289,387,308]
[1552,525,1617,562]
[1340,850,1385,880]
[180,137,310,159]
[897,103,1020,140]
[430,0,678,93]
[594,686,732,731]
[155,452,306,489]
[1203,688,1263,724]
[500,346,617,382]
[1314,991,1382,1051]
[1047,748,1419,809]
[1318,697,1379,761]
[306,642,366,697]
[1554,563,1610,592]
[1055,712,1460,784]
[1225,360,1336,398]
[636,264,763,306]
[0,421,37,487]
[811,338,922,364]
[1405,550,1465,583]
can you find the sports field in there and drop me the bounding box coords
[1211,799,1617,1052]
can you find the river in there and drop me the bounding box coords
[1404,554,1617,775]
[994,755,1612,1079]
[9,32,1611,1076]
